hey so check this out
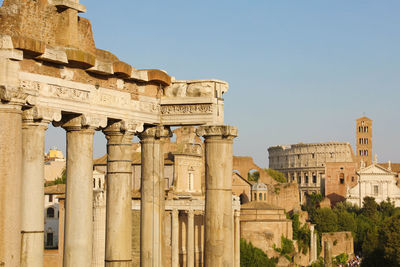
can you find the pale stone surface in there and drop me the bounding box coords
[20,109,48,267]
[171,209,179,267]
[186,210,194,267]
[0,105,22,267]
[103,121,135,267]
[139,126,172,267]
[62,116,95,267]
[347,163,400,207]
[321,232,354,259]
[196,125,237,267]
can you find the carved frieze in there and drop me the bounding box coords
[161,104,213,115]
[47,84,90,102]
[164,79,228,98]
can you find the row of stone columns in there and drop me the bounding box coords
[170,208,240,267]
[0,100,238,266]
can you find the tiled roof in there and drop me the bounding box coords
[44,184,65,194]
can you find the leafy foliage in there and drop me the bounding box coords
[273,236,295,262]
[265,168,287,183]
[290,213,310,254]
[333,253,348,265]
[311,208,338,233]
[47,169,66,186]
[309,197,400,266]
[248,170,260,182]
[240,239,276,267]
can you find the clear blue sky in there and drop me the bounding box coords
[44,0,400,166]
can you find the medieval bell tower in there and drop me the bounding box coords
[356,116,372,166]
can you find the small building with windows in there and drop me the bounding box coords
[44,184,65,249]
[346,162,400,207]
[251,182,268,202]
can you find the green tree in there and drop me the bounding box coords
[265,168,286,183]
[379,214,400,266]
[335,209,356,233]
[362,196,379,221]
[311,208,338,233]
[248,170,260,182]
[240,239,276,267]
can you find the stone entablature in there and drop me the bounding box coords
[0,1,237,266]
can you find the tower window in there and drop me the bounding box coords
[364,138,368,144]
[359,150,363,156]
[46,232,53,247]
[47,207,55,218]
[374,185,378,195]
[359,138,363,144]
[364,150,368,156]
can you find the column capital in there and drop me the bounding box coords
[103,120,143,136]
[138,125,172,141]
[196,125,238,140]
[22,106,62,126]
[0,85,28,105]
[171,209,179,216]
[56,114,106,131]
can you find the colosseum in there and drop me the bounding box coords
[268,142,355,204]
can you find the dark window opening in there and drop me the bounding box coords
[47,207,54,218]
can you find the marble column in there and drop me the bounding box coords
[0,103,22,267]
[20,108,50,267]
[139,126,171,267]
[234,211,240,267]
[103,121,135,267]
[324,241,332,267]
[187,210,194,267]
[171,209,179,267]
[196,125,238,267]
[309,225,317,264]
[61,115,95,267]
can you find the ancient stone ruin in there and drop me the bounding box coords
[0,1,237,266]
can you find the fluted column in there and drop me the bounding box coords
[103,121,137,267]
[0,102,23,267]
[139,125,171,267]
[196,125,238,267]
[20,108,57,267]
[234,210,240,267]
[61,115,98,267]
[187,210,194,267]
[171,209,179,267]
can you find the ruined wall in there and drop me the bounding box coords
[233,156,275,185]
[267,183,300,212]
[321,232,354,259]
[240,220,292,258]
